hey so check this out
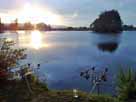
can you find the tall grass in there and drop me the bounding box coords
[117,68,136,101]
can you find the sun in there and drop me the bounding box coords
[16,3,63,25]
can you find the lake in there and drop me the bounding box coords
[0,31,136,94]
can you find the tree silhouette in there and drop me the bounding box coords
[0,18,4,33]
[9,18,18,31]
[36,23,51,31]
[90,10,123,33]
[23,22,34,30]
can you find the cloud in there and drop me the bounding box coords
[72,13,78,18]
[0,0,136,26]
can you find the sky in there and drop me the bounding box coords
[0,0,136,26]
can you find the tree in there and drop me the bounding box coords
[90,10,123,33]
[23,22,34,30]
[0,38,26,82]
[0,18,4,33]
[36,23,51,31]
[9,18,18,31]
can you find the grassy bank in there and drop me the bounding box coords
[31,90,118,102]
[0,80,118,102]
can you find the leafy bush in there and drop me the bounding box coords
[0,38,26,87]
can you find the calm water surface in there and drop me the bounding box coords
[0,31,136,94]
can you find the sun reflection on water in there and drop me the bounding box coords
[30,31,49,49]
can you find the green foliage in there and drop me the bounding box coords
[117,68,136,101]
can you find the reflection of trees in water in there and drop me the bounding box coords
[98,42,118,52]
[92,33,121,53]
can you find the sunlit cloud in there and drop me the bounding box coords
[0,0,136,26]
[71,12,78,18]
[0,2,64,25]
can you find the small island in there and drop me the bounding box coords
[90,10,123,33]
